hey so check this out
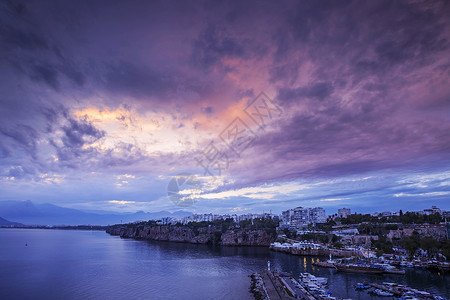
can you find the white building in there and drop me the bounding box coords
[338,208,351,218]
[292,241,323,250]
[332,228,359,236]
[310,207,326,223]
[422,206,442,215]
[280,206,327,228]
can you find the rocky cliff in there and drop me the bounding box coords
[387,225,448,242]
[106,225,276,246]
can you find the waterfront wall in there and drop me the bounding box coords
[106,225,276,246]
[270,245,354,257]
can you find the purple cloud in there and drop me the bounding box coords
[0,0,449,214]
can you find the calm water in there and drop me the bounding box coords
[0,229,449,300]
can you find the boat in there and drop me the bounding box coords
[299,272,334,299]
[300,273,328,285]
[327,254,338,265]
[385,268,406,274]
[399,261,414,268]
[334,263,385,274]
[359,282,448,299]
[313,261,336,268]
[381,264,406,274]
[372,289,394,297]
[354,283,370,290]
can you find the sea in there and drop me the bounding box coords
[0,228,449,299]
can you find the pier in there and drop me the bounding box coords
[255,270,327,300]
[368,283,402,296]
[312,261,335,268]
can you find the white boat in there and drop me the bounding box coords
[300,272,328,285]
[373,289,393,297]
[327,254,338,264]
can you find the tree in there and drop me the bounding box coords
[373,235,393,254]
[420,237,440,255]
[403,235,420,258]
[442,241,450,260]
[358,223,374,235]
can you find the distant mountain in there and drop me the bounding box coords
[0,200,192,226]
[0,216,23,226]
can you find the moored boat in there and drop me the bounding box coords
[385,268,406,274]
[371,289,394,297]
[354,283,371,290]
[334,263,385,274]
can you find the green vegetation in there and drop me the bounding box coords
[372,235,393,255]
[336,212,443,225]
[299,233,328,244]
[420,237,440,255]
[442,241,450,260]
[400,232,449,259]
[316,219,336,232]
[185,217,235,233]
[331,235,342,248]
[239,217,279,230]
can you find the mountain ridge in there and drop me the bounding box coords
[0,200,192,226]
[0,216,23,226]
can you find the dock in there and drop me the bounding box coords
[312,261,335,268]
[257,270,318,299]
[368,283,402,296]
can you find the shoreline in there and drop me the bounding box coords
[106,224,277,247]
[0,225,107,231]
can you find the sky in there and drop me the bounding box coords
[0,0,449,215]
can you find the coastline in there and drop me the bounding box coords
[106,224,277,247]
[0,225,107,231]
[270,244,354,258]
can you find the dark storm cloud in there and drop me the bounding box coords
[49,117,105,164]
[191,24,246,70]
[269,0,449,84]
[0,124,38,157]
[1,24,48,51]
[0,0,87,91]
[0,141,10,158]
[0,0,449,212]
[236,103,450,186]
[61,118,105,148]
[30,64,60,90]
[102,62,176,99]
[201,106,214,115]
[99,142,148,168]
[278,82,334,105]
[224,0,449,186]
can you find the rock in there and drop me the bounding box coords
[106,225,276,246]
[221,229,275,246]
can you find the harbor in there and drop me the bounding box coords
[271,240,450,275]
[251,266,449,300]
[251,270,336,300]
[250,252,450,300]
[354,282,448,299]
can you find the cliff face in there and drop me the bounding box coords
[221,229,274,246]
[106,225,276,246]
[387,226,448,242]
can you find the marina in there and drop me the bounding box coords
[253,270,337,300]
[273,241,449,277]
[354,282,449,299]
[255,268,450,300]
